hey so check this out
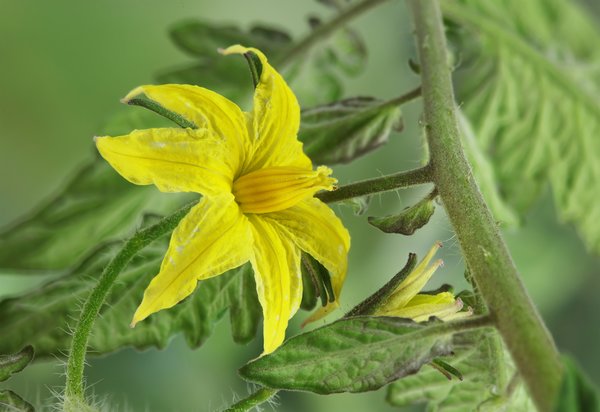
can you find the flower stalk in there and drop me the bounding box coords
[64,201,195,401]
[407,0,562,410]
[317,165,432,204]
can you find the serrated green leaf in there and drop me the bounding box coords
[387,329,534,411]
[0,240,260,358]
[0,390,34,412]
[240,316,452,394]
[299,96,403,164]
[457,112,520,228]
[554,356,600,412]
[0,346,34,382]
[0,160,189,273]
[445,0,600,252]
[368,191,436,235]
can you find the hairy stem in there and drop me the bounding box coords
[275,0,390,67]
[317,165,432,204]
[407,1,562,410]
[64,201,195,401]
[223,387,278,412]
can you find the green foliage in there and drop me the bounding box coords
[300,96,403,164]
[387,329,534,411]
[554,356,600,412]
[0,390,34,412]
[457,112,519,227]
[0,241,260,358]
[240,316,452,394]
[368,190,436,235]
[163,13,367,106]
[445,0,600,252]
[0,346,33,382]
[0,347,34,412]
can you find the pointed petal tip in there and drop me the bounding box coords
[218,44,249,56]
[121,86,146,104]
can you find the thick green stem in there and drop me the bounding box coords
[317,165,432,204]
[223,387,278,412]
[64,201,195,401]
[274,0,390,67]
[407,1,562,410]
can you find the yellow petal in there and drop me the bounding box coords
[220,45,312,172]
[248,216,302,354]
[232,166,336,214]
[95,127,235,196]
[378,292,464,322]
[123,84,250,171]
[384,244,443,310]
[264,197,350,320]
[131,193,252,326]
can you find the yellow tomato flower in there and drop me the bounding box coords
[375,243,472,322]
[94,45,350,354]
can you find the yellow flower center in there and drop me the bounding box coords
[232,166,336,214]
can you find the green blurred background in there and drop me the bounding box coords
[0,1,598,411]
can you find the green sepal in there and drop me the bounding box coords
[299,96,403,165]
[345,253,417,317]
[125,96,197,129]
[300,253,334,308]
[554,356,600,412]
[430,358,463,381]
[0,346,34,382]
[0,390,34,412]
[368,189,437,235]
[239,316,452,394]
[242,51,263,89]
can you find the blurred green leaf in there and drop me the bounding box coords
[0,160,189,273]
[0,240,260,358]
[368,190,436,235]
[338,195,371,216]
[169,20,292,58]
[0,346,33,382]
[162,10,369,106]
[445,0,600,252]
[457,112,519,227]
[327,27,367,76]
[387,330,534,411]
[239,316,452,394]
[0,390,34,412]
[554,356,600,412]
[300,96,403,164]
[157,59,253,103]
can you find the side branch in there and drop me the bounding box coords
[317,165,433,204]
[407,1,562,410]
